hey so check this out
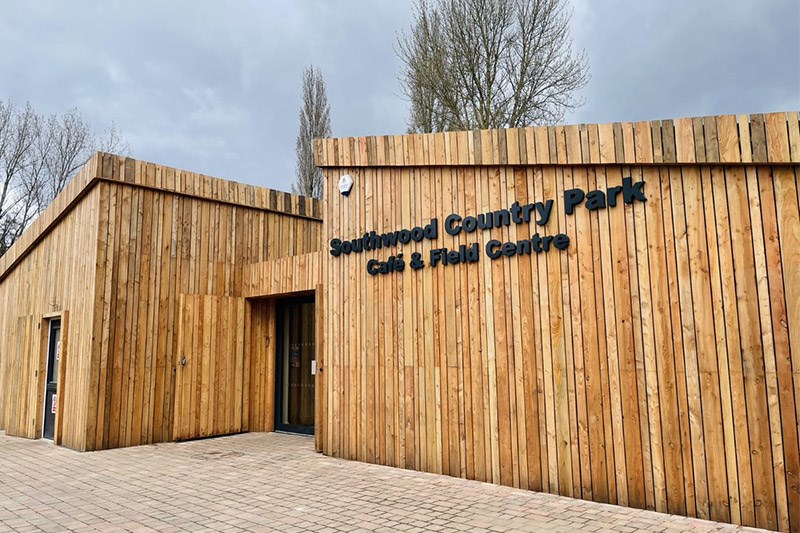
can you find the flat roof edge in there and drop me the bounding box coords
[314,111,800,168]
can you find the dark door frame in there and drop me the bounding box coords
[41,317,62,441]
[274,294,315,435]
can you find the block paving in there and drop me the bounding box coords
[0,431,768,532]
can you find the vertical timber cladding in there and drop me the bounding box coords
[0,160,101,450]
[87,154,322,451]
[0,152,323,452]
[316,113,800,532]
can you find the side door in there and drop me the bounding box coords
[42,318,62,440]
[173,295,245,441]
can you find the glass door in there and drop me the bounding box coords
[42,318,61,440]
[275,298,315,434]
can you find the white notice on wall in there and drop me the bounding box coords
[311,360,316,376]
[51,394,57,414]
[56,340,61,361]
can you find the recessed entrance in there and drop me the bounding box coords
[42,318,61,440]
[275,297,315,435]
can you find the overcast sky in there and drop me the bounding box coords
[1,0,798,192]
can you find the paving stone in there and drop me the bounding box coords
[0,431,770,533]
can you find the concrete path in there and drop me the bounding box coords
[0,432,768,532]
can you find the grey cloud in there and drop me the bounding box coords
[567,0,800,124]
[1,1,797,193]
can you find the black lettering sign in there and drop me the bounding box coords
[326,177,645,275]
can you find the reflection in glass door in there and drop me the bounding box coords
[275,298,315,434]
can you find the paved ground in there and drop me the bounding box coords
[0,432,768,533]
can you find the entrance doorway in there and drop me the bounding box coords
[275,297,315,435]
[42,318,61,440]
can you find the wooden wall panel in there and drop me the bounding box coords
[318,112,800,531]
[86,158,322,450]
[247,298,276,433]
[1,152,323,451]
[0,152,319,283]
[245,251,322,298]
[174,295,246,440]
[0,187,100,451]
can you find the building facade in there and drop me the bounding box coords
[0,156,322,450]
[1,112,798,531]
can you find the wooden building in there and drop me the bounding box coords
[1,112,798,531]
[0,155,322,451]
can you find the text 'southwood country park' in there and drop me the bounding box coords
[1,113,799,532]
[331,176,646,274]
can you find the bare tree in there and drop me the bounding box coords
[0,102,41,256]
[293,66,331,199]
[96,122,130,156]
[0,99,130,256]
[397,0,589,132]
